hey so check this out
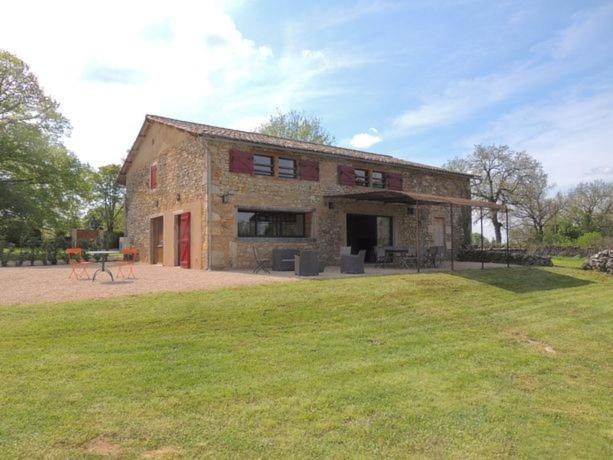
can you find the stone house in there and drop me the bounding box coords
[118,115,487,270]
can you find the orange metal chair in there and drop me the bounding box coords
[116,247,137,279]
[67,248,90,280]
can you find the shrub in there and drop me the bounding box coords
[576,232,602,248]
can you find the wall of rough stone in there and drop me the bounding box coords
[124,123,206,269]
[206,139,471,269]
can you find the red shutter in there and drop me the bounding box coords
[150,164,157,189]
[179,212,190,268]
[299,159,319,181]
[229,149,253,174]
[386,173,403,190]
[338,165,355,186]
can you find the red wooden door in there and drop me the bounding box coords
[179,212,190,268]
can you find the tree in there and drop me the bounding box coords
[88,164,125,234]
[565,180,612,236]
[512,167,557,241]
[0,50,69,137]
[0,50,89,242]
[445,144,541,244]
[257,110,335,145]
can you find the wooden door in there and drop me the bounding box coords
[151,217,164,264]
[179,212,190,268]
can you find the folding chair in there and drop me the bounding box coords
[116,247,137,279]
[252,246,271,273]
[67,248,90,280]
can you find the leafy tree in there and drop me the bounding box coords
[445,144,540,244]
[512,167,557,241]
[565,180,612,236]
[87,164,125,234]
[0,50,69,137]
[0,50,90,242]
[257,110,336,145]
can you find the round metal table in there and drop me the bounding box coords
[88,250,120,282]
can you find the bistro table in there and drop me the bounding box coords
[89,250,121,282]
[385,248,417,269]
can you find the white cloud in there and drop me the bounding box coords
[0,0,362,167]
[462,87,613,189]
[348,128,382,149]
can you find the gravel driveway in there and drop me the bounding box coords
[0,263,297,306]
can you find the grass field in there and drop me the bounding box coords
[552,255,586,269]
[1,267,611,458]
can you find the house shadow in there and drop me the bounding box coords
[451,267,594,293]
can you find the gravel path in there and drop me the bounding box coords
[0,263,297,306]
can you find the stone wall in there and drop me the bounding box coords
[125,124,206,269]
[207,139,471,269]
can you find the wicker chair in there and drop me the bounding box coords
[294,250,320,276]
[340,249,366,274]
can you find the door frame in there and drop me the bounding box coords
[150,215,164,265]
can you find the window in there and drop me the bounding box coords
[355,168,368,186]
[238,210,306,238]
[253,155,273,176]
[376,216,392,246]
[371,171,385,188]
[150,163,157,190]
[278,158,296,178]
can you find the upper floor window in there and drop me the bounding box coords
[371,171,385,188]
[278,158,296,179]
[253,154,273,176]
[150,163,158,190]
[355,168,368,186]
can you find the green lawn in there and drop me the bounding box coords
[552,255,586,269]
[1,268,611,458]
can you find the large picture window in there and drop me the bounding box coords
[238,210,306,238]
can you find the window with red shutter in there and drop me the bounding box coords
[338,165,355,186]
[150,163,157,190]
[386,173,403,190]
[298,159,319,181]
[229,149,254,174]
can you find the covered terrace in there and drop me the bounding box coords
[324,189,509,272]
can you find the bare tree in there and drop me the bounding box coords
[445,144,540,244]
[513,168,556,241]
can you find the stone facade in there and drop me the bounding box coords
[124,121,472,270]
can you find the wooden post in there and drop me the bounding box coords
[505,208,510,268]
[416,201,420,273]
[450,203,454,271]
[480,207,484,269]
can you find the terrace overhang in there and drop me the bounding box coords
[324,190,505,210]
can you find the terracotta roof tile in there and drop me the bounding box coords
[118,114,472,183]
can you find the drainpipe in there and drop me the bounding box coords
[201,135,213,271]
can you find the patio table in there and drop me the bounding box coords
[88,250,120,282]
[385,248,417,269]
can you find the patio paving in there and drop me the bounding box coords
[0,261,512,306]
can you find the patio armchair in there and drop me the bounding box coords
[272,248,299,271]
[294,250,320,276]
[340,249,366,274]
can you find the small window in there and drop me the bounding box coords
[371,171,385,188]
[355,168,368,186]
[253,155,273,176]
[238,210,306,238]
[278,158,296,179]
[150,163,158,190]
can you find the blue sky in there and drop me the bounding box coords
[2,0,612,189]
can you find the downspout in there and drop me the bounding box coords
[201,135,213,270]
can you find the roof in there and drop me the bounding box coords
[325,190,505,210]
[117,114,473,184]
